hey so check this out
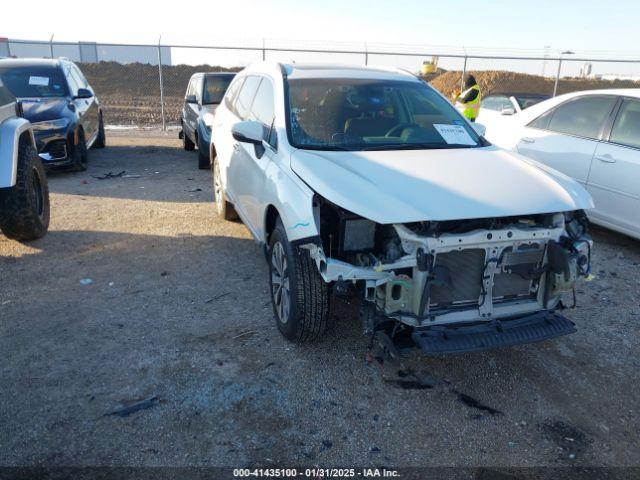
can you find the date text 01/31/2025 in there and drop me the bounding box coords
[232,468,400,478]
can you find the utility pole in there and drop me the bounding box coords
[157,36,166,131]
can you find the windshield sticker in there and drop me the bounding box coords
[29,76,50,86]
[433,124,476,146]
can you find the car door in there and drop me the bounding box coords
[587,97,640,238]
[231,77,277,237]
[72,64,99,141]
[63,64,92,141]
[223,76,262,226]
[516,95,618,185]
[185,76,201,141]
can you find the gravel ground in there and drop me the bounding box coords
[1,131,639,471]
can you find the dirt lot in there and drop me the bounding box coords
[1,132,639,473]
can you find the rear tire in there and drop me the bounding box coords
[268,220,331,342]
[93,114,106,149]
[0,143,50,241]
[212,156,237,220]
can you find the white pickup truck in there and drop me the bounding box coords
[0,79,49,241]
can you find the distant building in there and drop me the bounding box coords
[0,38,171,65]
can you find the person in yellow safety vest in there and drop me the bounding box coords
[454,74,481,122]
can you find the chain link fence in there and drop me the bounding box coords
[2,38,640,128]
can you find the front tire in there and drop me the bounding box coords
[71,130,88,172]
[93,114,106,149]
[183,125,195,151]
[268,220,331,342]
[0,143,50,241]
[198,135,210,170]
[212,156,237,220]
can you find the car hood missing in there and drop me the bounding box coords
[290,146,594,224]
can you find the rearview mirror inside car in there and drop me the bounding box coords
[232,121,264,145]
[471,122,486,137]
[74,88,93,99]
[185,94,198,104]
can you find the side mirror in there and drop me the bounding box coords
[471,122,486,137]
[74,88,93,99]
[232,121,264,145]
[185,94,197,104]
[501,107,516,116]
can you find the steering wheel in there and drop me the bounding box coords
[385,122,421,138]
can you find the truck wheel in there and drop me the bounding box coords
[183,126,195,151]
[268,220,331,342]
[197,136,210,170]
[71,131,88,172]
[93,114,106,149]
[212,156,237,220]
[0,143,50,241]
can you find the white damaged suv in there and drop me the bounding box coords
[211,63,594,354]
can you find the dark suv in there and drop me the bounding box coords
[180,72,235,169]
[0,58,105,171]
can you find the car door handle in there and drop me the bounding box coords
[233,144,240,151]
[520,137,536,143]
[595,154,616,164]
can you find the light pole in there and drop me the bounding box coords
[553,50,574,97]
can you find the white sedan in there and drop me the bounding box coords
[483,89,640,240]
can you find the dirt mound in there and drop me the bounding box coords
[77,62,640,127]
[79,62,240,126]
[429,70,640,98]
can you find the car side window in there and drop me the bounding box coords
[64,66,81,96]
[545,96,617,140]
[609,98,640,149]
[528,109,553,130]
[248,77,276,149]
[195,76,205,104]
[71,65,88,88]
[224,77,245,113]
[186,78,196,98]
[234,76,261,120]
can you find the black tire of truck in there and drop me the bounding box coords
[93,114,106,149]
[197,135,210,170]
[0,143,50,241]
[183,125,195,151]
[71,131,88,172]
[268,219,331,342]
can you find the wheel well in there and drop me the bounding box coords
[18,130,34,149]
[265,205,280,243]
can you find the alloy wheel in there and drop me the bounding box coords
[271,241,290,324]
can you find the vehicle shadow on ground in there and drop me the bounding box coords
[44,145,209,203]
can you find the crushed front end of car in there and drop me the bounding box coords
[304,198,592,355]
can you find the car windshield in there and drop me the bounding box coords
[287,78,481,151]
[203,75,234,104]
[0,66,69,98]
[514,94,549,110]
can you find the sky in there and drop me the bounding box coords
[2,0,639,76]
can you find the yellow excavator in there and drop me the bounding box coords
[420,56,439,75]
